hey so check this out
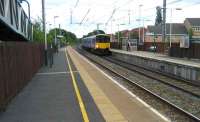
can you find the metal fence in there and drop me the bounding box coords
[0,42,44,111]
[110,42,122,49]
[169,43,200,59]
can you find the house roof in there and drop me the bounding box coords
[130,27,146,32]
[186,18,200,26]
[147,23,187,35]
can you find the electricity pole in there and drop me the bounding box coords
[54,16,59,45]
[42,0,47,66]
[128,10,131,40]
[162,0,166,52]
[70,9,72,24]
[97,23,103,30]
[139,4,143,45]
[97,24,100,30]
[128,9,130,24]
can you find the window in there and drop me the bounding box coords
[96,35,110,43]
[192,27,200,32]
[197,27,200,32]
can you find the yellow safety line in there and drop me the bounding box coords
[65,48,89,122]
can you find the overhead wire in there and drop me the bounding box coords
[143,0,183,11]
[75,0,134,26]
[105,0,135,25]
[105,9,117,25]
[180,1,200,8]
[80,8,91,25]
[168,0,183,5]
[74,0,79,8]
[73,0,200,35]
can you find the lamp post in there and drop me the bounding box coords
[170,8,182,47]
[117,24,120,43]
[111,20,113,42]
[117,23,125,42]
[138,4,143,45]
[110,19,115,42]
[48,23,52,32]
[54,16,59,45]
[142,19,151,44]
[19,0,30,19]
[116,23,125,49]
[136,18,151,49]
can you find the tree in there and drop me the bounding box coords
[155,6,162,25]
[32,19,45,43]
[188,28,193,39]
[47,28,77,45]
[47,29,55,44]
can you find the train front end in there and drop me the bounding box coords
[95,34,110,54]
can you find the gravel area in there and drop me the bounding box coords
[107,56,200,98]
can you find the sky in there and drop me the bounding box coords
[21,0,200,38]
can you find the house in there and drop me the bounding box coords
[184,18,200,39]
[120,30,129,37]
[145,18,200,58]
[145,23,188,52]
[109,27,147,50]
[129,28,146,50]
[129,28,146,38]
[182,18,200,59]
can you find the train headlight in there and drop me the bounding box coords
[95,44,99,48]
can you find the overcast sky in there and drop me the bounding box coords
[21,0,200,38]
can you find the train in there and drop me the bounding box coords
[82,34,111,55]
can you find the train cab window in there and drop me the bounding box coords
[104,36,110,42]
[96,36,110,43]
[97,37,104,42]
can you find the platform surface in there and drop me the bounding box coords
[68,47,169,122]
[0,47,169,122]
[111,49,200,68]
[0,48,104,122]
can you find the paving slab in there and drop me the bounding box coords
[68,47,169,122]
[0,48,104,122]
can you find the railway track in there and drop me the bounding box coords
[76,47,200,122]
[103,56,200,99]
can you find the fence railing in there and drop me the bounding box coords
[0,42,44,111]
[0,0,32,41]
[169,43,200,59]
[110,42,122,49]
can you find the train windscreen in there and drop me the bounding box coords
[96,35,110,43]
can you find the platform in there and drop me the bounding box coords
[0,48,104,122]
[111,49,200,68]
[111,49,200,82]
[0,47,169,122]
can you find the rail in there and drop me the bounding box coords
[77,47,200,122]
[103,56,200,98]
